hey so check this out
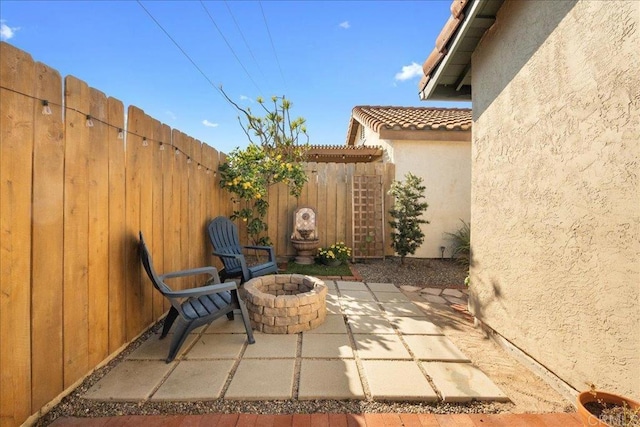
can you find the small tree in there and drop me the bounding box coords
[388,173,429,264]
[219,92,309,245]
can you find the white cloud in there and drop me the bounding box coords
[239,95,254,103]
[394,62,423,81]
[0,20,20,41]
[165,110,177,120]
[202,120,219,128]
[339,21,350,29]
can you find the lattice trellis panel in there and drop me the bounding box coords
[352,175,385,259]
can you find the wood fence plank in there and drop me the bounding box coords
[124,105,144,339]
[326,163,338,246]
[335,163,348,244]
[175,130,190,290]
[63,75,90,386]
[137,109,154,326]
[159,123,173,313]
[30,61,64,412]
[151,118,165,320]
[107,97,126,353]
[0,41,35,426]
[87,87,109,368]
[316,164,328,248]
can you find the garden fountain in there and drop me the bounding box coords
[290,206,319,264]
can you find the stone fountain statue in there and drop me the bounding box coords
[291,206,320,264]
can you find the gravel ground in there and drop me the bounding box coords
[352,257,468,288]
[34,258,571,425]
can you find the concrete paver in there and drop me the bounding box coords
[372,291,410,303]
[225,359,295,400]
[442,289,464,298]
[301,334,354,358]
[242,334,298,358]
[340,300,382,315]
[306,314,349,334]
[326,299,342,314]
[298,359,365,399]
[84,361,174,401]
[360,360,438,401]
[204,316,250,334]
[379,302,426,317]
[352,334,412,360]
[423,362,508,402]
[402,335,470,361]
[126,333,197,360]
[336,281,367,291]
[152,360,234,400]
[387,317,442,335]
[420,288,443,296]
[423,294,448,304]
[339,289,377,301]
[366,283,400,293]
[186,334,247,359]
[347,315,396,335]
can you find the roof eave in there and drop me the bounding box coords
[420,0,502,101]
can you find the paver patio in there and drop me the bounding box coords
[84,280,508,403]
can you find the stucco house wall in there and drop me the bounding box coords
[470,0,639,397]
[352,119,471,259]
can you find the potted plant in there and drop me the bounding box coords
[577,386,640,427]
[317,242,351,266]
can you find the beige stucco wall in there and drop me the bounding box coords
[470,0,639,398]
[358,122,471,259]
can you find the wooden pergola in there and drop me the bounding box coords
[305,144,383,163]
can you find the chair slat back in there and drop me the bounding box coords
[139,232,172,295]
[208,217,243,271]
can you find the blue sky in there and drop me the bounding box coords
[1,0,465,154]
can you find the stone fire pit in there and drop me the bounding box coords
[243,274,327,334]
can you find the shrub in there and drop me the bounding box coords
[388,173,429,264]
[446,219,471,266]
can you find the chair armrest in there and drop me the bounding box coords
[160,266,220,282]
[163,281,238,299]
[243,245,276,261]
[212,251,251,282]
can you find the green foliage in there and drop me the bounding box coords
[317,242,352,263]
[388,173,429,264]
[219,91,309,245]
[446,219,471,266]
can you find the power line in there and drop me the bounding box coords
[199,0,263,95]
[136,0,230,105]
[259,1,287,89]
[224,0,269,86]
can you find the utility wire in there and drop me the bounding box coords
[136,0,229,104]
[200,0,263,95]
[259,1,287,89]
[224,0,269,85]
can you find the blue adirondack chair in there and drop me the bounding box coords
[139,232,255,362]
[207,216,278,284]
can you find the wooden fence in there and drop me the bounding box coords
[253,162,395,258]
[0,41,395,427]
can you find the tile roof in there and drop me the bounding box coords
[419,0,503,100]
[351,106,472,134]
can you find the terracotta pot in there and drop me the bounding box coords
[577,390,640,427]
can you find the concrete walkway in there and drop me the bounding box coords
[84,281,507,404]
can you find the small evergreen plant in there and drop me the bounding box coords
[388,173,429,265]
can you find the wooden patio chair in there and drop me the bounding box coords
[139,231,255,362]
[207,216,278,284]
